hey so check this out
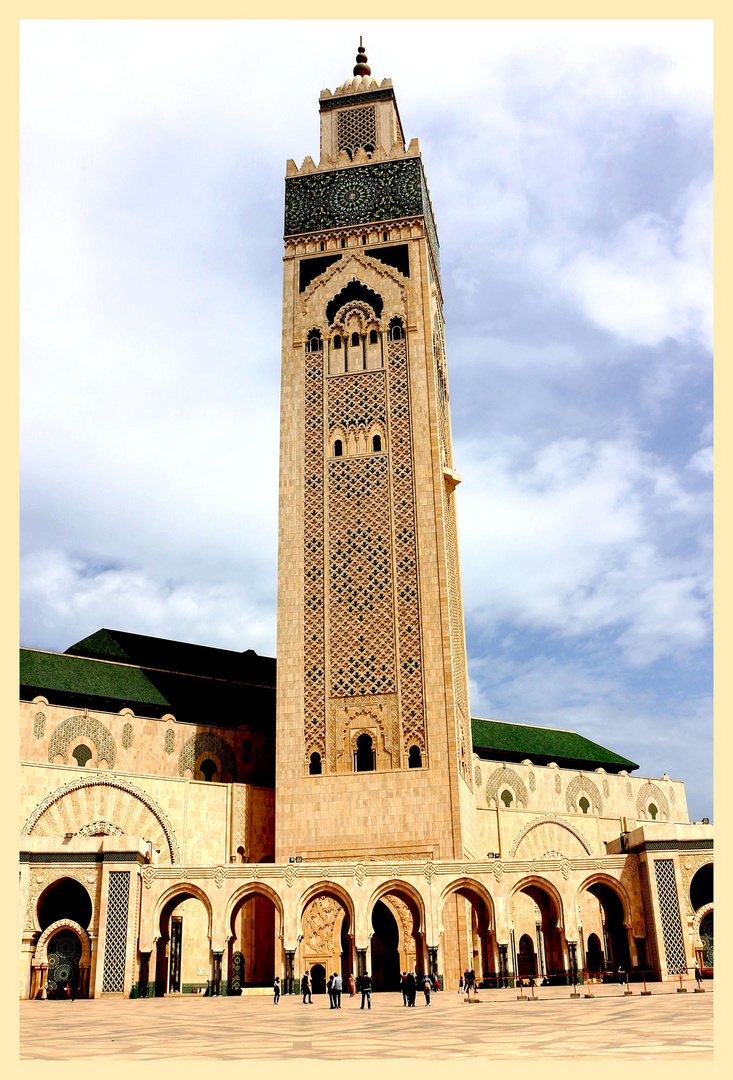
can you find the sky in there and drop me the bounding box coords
[20,20,713,819]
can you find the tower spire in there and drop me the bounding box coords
[353,38,371,77]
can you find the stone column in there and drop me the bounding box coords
[285,949,295,995]
[356,948,367,978]
[211,951,223,996]
[428,946,438,976]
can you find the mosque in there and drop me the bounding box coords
[19,44,713,1000]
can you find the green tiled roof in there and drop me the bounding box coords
[471,716,638,772]
[20,630,276,734]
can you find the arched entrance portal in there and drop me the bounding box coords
[517,934,537,980]
[228,889,280,992]
[155,889,211,996]
[578,880,630,978]
[37,877,92,932]
[46,929,82,998]
[699,911,713,969]
[439,881,496,989]
[370,886,424,990]
[512,881,568,985]
[300,889,354,988]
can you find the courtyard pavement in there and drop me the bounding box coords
[20,980,713,1060]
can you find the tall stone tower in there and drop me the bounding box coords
[276,44,477,863]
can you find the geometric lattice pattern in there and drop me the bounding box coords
[387,337,426,757]
[486,767,529,807]
[327,369,386,432]
[47,715,117,767]
[33,711,46,739]
[303,342,326,760]
[122,723,133,749]
[565,775,603,815]
[102,870,130,992]
[178,731,238,782]
[637,782,670,821]
[337,106,377,157]
[653,858,687,974]
[164,728,175,755]
[327,455,395,696]
[529,771,536,792]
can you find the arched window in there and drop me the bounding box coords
[334,440,343,457]
[309,752,322,775]
[408,745,422,769]
[500,789,513,807]
[200,758,218,782]
[351,332,360,347]
[372,434,382,452]
[648,802,658,820]
[369,329,379,344]
[309,335,322,352]
[579,796,590,814]
[320,241,325,251]
[383,231,388,242]
[333,335,342,349]
[72,744,92,767]
[341,238,346,248]
[354,733,375,773]
[389,317,404,341]
[361,235,367,245]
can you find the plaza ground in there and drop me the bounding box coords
[20,980,713,1060]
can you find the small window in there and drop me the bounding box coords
[361,235,367,245]
[648,803,658,820]
[320,241,325,252]
[500,789,513,807]
[334,440,343,457]
[72,744,92,767]
[351,332,360,347]
[408,745,422,769]
[354,733,375,773]
[383,231,388,242]
[579,796,590,814]
[309,752,322,775]
[200,758,218,782]
[333,335,342,349]
[369,329,378,344]
[309,336,322,352]
[372,434,382,452]
[389,318,405,341]
[341,238,346,248]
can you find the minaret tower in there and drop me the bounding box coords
[276,44,476,862]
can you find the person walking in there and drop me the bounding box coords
[405,970,416,1006]
[348,972,356,998]
[422,974,432,1006]
[301,971,312,1004]
[401,971,409,1006]
[694,958,703,987]
[333,972,343,1009]
[360,971,372,1010]
[327,972,335,1009]
[457,974,463,994]
[273,976,281,1004]
[617,965,625,986]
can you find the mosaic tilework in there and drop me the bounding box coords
[653,858,687,974]
[122,723,133,749]
[164,728,175,755]
[48,715,117,767]
[319,87,395,112]
[102,870,130,992]
[33,711,46,739]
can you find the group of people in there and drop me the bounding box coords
[400,970,440,1006]
[280,970,374,1009]
[457,968,477,995]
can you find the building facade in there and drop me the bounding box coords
[19,46,713,1000]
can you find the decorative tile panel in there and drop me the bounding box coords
[653,858,687,974]
[102,870,130,992]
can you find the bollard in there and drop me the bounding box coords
[570,969,580,998]
[624,972,633,996]
[584,971,595,999]
[641,969,652,996]
[516,978,527,1001]
[528,976,539,1001]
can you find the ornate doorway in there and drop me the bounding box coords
[46,929,82,998]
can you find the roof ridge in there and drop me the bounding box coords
[472,715,578,737]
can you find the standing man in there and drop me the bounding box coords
[401,971,409,1006]
[301,970,312,1004]
[273,976,281,1004]
[360,971,372,1010]
[405,970,416,1006]
[327,972,335,1009]
[694,958,703,988]
[333,971,343,1009]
